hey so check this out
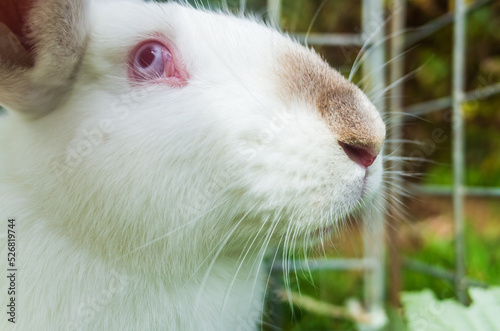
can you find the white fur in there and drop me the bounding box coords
[0,1,385,330]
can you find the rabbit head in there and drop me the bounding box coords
[0,0,385,271]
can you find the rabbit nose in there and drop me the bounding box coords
[339,141,378,168]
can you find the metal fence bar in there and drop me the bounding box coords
[415,185,500,197]
[362,0,387,324]
[292,33,364,46]
[403,259,489,288]
[271,258,378,272]
[452,0,468,305]
[267,0,281,26]
[404,83,500,116]
[387,0,406,308]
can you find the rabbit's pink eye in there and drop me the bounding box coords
[132,42,170,80]
[137,44,161,68]
[129,38,188,86]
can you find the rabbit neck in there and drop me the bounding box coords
[0,187,266,330]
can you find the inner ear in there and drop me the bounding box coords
[0,0,34,52]
[0,0,89,117]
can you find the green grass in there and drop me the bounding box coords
[402,221,500,298]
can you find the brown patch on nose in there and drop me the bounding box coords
[277,48,385,153]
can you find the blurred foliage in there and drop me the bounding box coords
[402,0,500,187]
[402,219,500,296]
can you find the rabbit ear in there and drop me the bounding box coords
[0,0,89,117]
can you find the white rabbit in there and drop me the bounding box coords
[0,0,385,330]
